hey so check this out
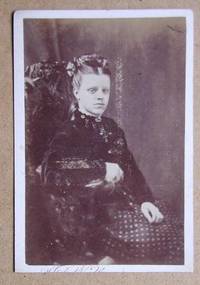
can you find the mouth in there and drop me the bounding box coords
[94,103,105,107]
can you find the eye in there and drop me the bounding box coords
[87,87,98,94]
[102,88,110,94]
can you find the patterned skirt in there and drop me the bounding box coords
[42,187,184,265]
[96,200,184,264]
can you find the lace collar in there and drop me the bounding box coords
[72,108,103,123]
[71,108,110,142]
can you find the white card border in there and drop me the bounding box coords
[14,9,194,273]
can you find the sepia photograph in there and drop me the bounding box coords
[14,9,193,272]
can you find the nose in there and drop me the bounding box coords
[96,89,104,100]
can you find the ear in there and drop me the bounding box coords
[73,87,79,99]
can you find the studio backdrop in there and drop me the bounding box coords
[24,17,185,218]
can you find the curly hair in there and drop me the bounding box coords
[66,54,111,90]
[66,53,111,116]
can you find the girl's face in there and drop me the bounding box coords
[74,73,111,117]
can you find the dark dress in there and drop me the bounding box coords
[41,108,184,265]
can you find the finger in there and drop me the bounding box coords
[155,214,161,223]
[142,208,154,223]
[85,179,103,187]
[153,209,160,223]
[155,217,162,223]
[118,166,124,179]
[116,168,124,182]
[119,168,124,180]
[147,211,154,223]
[105,173,112,183]
[153,205,164,222]
[85,183,98,188]
[155,211,164,223]
[158,211,164,222]
[113,175,118,182]
[85,180,101,186]
[113,171,121,183]
[149,208,158,223]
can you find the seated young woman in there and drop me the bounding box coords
[41,54,184,265]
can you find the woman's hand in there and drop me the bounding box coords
[141,202,164,224]
[85,178,104,188]
[105,162,124,185]
[84,163,123,190]
[103,162,124,191]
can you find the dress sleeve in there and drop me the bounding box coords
[41,129,106,188]
[108,124,155,204]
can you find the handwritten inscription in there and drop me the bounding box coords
[42,265,106,273]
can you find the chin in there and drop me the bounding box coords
[92,112,103,117]
[93,110,105,117]
[92,107,106,116]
